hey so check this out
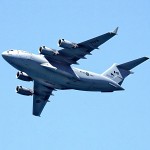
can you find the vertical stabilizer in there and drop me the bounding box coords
[102,57,149,85]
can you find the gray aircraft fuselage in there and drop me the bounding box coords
[2,50,123,92]
[2,27,148,116]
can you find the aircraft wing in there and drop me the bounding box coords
[33,81,54,116]
[57,27,118,64]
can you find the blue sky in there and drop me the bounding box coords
[0,0,150,150]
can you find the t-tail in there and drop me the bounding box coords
[102,57,149,85]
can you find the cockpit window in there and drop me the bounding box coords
[7,50,14,54]
[7,50,13,52]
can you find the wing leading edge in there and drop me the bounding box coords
[33,28,118,116]
[33,81,54,116]
[58,27,118,64]
[43,27,118,65]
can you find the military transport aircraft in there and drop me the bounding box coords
[2,27,149,116]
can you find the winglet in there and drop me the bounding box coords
[112,27,119,34]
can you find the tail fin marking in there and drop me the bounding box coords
[102,57,149,85]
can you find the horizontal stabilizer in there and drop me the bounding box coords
[118,57,149,70]
[102,57,149,85]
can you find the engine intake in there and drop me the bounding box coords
[39,46,59,56]
[58,39,78,49]
[16,71,33,81]
[16,86,33,96]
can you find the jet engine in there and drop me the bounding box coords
[16,71,33,81]
[16,86,33,96]
[39,46,59,56]
[58,39,78,49]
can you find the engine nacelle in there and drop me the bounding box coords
[16,86,33,96]
[58,39,78,49]
[16,71,33,81]
[39,46,59,56]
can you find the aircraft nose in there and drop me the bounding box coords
[2,51,8,59]
[1,51,12,62]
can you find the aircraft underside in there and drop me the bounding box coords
[2,27,148,116]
